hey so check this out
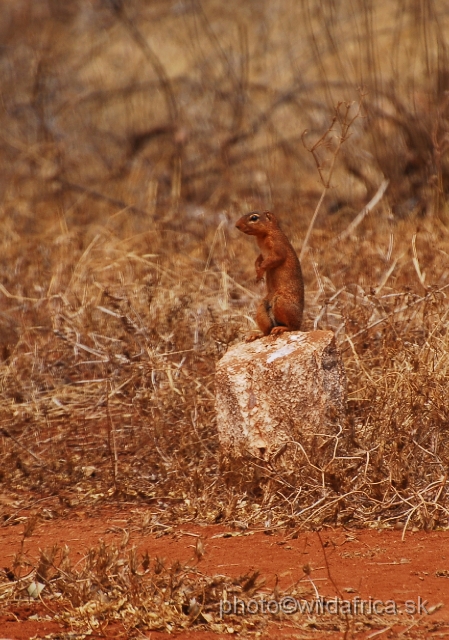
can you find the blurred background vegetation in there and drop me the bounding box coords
[3,0,449,232]
[1,0,449,532]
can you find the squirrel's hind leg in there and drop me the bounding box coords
[271,296,303,333]
[245,300,274,342]
[256,299,275,335]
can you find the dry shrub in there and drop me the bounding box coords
[0,533,443,635]
[2,534,416,636]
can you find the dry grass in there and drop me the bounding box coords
[1,0,449,633]
[2,535,432,637]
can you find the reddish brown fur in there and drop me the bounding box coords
[235,210,304,341]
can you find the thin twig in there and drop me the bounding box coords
[333,179,390,243]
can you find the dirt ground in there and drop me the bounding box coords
[0,505,448,640]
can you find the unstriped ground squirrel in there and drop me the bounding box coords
[236,210,304,341]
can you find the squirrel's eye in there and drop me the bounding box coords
[249,214,259,222]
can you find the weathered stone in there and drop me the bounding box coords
[215,330,347,463]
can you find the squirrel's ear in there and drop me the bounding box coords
[265,211,272,220]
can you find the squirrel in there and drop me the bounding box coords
[235,210,304,341]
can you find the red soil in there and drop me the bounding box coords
[0,506,448,639]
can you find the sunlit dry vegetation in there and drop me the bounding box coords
[1,0,449,542]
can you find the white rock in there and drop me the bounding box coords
[215,331,347,462]
[27,581,45,599]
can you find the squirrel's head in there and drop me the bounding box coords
[235,210,279,235]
